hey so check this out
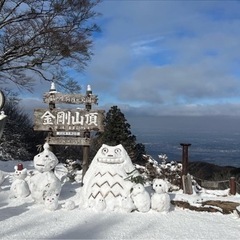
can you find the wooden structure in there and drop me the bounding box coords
[229,177,236,195]
[180,143,193,194]
[34,109,104,134]
[33,83,105,178]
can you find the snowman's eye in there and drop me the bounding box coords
[45,155,48,158]
[102,148,108,155]
[114,148,121,155]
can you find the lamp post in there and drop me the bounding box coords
[85,84,92,111]
[49,81,56,110]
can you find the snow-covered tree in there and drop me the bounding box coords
[0,93,44,160]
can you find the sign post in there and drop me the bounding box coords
[34,83,104,179]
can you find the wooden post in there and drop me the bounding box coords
[180,143,191,175]
[81,129,91,183]
[180,143,192,194]
[182,174,193,195]
[229,177,236,195]
[82,145,90,179]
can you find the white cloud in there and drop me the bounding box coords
[21,1,240,117]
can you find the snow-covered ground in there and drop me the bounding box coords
[1,160,240,240]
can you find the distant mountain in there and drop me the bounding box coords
[188,161,240,191]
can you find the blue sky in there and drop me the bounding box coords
[21,0,240,117]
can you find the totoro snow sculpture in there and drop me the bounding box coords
[29,142,61,203]
[81,144,138,211]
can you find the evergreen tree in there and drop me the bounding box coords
[93,106,146,164]
[0,93,44,160]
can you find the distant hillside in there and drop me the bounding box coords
[188,161,240,191]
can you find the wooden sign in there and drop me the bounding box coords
[55,131,81,136]
[34,109,105,132]
[43,92,98,105]
[47,136,90,146]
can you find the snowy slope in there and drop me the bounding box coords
[1,160,240,240]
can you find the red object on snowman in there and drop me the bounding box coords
[17,163,23,171]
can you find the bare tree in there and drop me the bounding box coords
[0,0,101,91]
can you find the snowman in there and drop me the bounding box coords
[120,194,135,213]
[29,142,62,203]
[151,178,171,213]
[10,163,30,198]
[44,195,59,211]
[131,183,151,213]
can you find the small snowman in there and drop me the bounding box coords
[131,183,150,213]
[94,197,106,211]
[29,142,62,204]
[120,195,135,213]
[151,178,171,213]
[10,163,30,198]
[44,195,58,211]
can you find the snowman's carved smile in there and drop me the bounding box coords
[36,164,44,167]
[97,157,124,164]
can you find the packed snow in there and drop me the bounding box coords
[1,150,240,239]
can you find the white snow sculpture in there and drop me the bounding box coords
[120,194,135,213]
[44,195,58,211]
[10,163,30,198]
[29,142,61,203]
[131,183,151,213]
[151,178,171,213]
[62,200,76,210]
[94,196,106,211]
[81,144,138,211]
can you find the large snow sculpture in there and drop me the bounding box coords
[29,143,61,203]
[10,163,30,198]
[131,183,150,213]
[81,144,138,211]
[151,178,171,213]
